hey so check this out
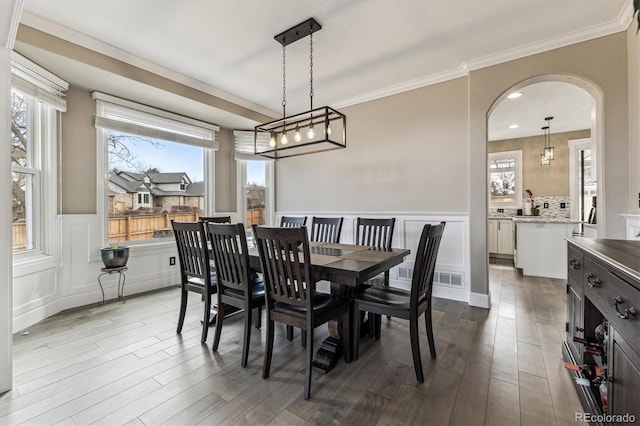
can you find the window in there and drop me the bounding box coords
[488,150,522,208]
[234,131,274,234]
[10,53,67,255]
[137,192,151,206]
[94,92,218,245]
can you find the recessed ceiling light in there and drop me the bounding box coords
[508,124,519,129]
[507,92,522,99]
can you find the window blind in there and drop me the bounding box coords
[233,130,272,161]
[93,92,219,149]
[11,52,68,111]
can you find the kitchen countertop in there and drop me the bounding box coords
[512,217,580,223]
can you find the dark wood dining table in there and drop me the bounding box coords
[247,241,410,373]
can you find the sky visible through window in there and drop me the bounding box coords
[109,134,266,185]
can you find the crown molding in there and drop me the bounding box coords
[333,66,468,108]
[463,8,631,73]
[18,11,279,118]
[337,3,631,108]
[2,0,24,49]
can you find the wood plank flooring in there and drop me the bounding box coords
[0,262,584,425]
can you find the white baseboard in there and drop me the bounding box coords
[469,291,491,309]
[432,285,468,303]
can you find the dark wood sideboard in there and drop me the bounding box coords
[564,238,640,425]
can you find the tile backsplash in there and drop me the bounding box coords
[489,196,571,219]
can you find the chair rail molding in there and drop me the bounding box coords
[275,212,478,306]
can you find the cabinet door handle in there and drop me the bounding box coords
[569,258,580,270]
[586,273,600,288]
[611,296,638,320]
[575,326,584,333]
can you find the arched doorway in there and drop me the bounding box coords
[486,74,604,278]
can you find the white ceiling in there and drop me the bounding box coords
[17,0,631,136]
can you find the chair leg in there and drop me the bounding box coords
[254,306,262,329]
[301,329,307,348]
[286,325,294,341]
[241,304,252,367]
[304,327,314,400]
[374,313,382,340]
[212,302,224,350]
[425,306,436,358]
[352,304,361,360]
[262,317,274,379]
[385,272,391,321]
[201,293,212,344]
[409,317,424,383]
[176,288,188,334]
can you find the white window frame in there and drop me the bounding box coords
[488,150,523,209]
[94,92,219,247]
[10,52,65,267]
[236,159,274,234]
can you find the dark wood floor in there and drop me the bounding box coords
[1,263,583,425]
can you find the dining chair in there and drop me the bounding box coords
[252,225,352,400]
[279,215,308,340]
[171,220,216,344]
[280,216,307,227]
[310,216,344,243]
[199,215,231,224]
[352,222,445,383]
[206,222,265,367]
[355,217,396,339]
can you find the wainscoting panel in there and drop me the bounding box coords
[276,212,471,303]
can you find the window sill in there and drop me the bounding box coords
[91,239,176,263]
[13,253,58,278]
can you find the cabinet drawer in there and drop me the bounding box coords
[567,244,584,286]
[583,257,640,343]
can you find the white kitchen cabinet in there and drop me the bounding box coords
[513,218,580,279]
[489,219,513,256]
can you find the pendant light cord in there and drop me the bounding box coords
[309,25,314,110]
[282,43,286,117]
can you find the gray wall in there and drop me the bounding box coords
[60,87,96,214]
[277,78,469,213]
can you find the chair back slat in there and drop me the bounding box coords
[199,216,231,224]
[171,221,209,279]
[310,217,344,243]
[280,216,307,228]
[411,222,446,311]
[207,223,250,292]
[254,226,311,307]
[355,218,395,250]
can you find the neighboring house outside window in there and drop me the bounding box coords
[94,92,218,244]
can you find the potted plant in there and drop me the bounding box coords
[100,244,130,269]
[525,189,541,216]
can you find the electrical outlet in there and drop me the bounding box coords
[497,208,504,213]
[560,202,566,209]
[169,256,176,266]
[543,202,549,209]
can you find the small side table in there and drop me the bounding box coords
[98,266,128,305]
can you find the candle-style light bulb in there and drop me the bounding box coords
[307,124,315,139]
[294,125,302,142]
[281,132,288,145]
[269,132,276,147]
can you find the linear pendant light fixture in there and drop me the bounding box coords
[254,18,346,159]
[540,116,554,166]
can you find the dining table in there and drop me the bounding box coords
[247,241,410,374]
